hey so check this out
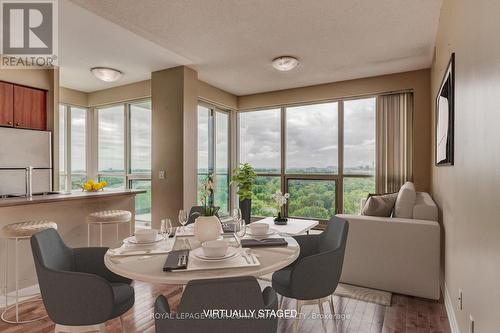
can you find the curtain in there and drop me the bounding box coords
[375,92,414,193]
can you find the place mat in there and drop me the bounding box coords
[241,238,288,247]
[107,248,170,257]
[163,250,190,271]
[170,249,259,272]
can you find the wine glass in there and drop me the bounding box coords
[160,218,172,239]
[235,216,246,240]
[231,208,242,223]
[178,210,188,231]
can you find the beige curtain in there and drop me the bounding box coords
[376,92,414,193]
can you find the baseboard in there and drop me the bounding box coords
[441,277,460,333]
[0,284,40,309]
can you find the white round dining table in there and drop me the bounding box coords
[104,236,300,285]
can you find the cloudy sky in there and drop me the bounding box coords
[238,98,375,173]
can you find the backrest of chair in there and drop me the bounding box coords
[179,276,263,312]
[319,216,349,253]
[187,206,220,225]
[30,228,74,272]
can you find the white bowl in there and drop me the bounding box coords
[201,240,229,258]
[249,223,270,236]
[134,229,158,243]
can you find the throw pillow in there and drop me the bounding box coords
[393,181,416,218]
[361,192,398,217]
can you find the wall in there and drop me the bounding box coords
[238,69,432,192]
[431,0,500,332]
[87,79,151,107]
[60,86,88,107]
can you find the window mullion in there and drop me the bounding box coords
[66,106,72,191]
[338,100,344,214]
[124,103,131,188]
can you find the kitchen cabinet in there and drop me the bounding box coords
[0,82,14,127]
[13,85,47,130]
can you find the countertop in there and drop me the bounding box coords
[0,189,146,207]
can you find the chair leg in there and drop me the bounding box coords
[119,315,127,333]
[279,295,285,309]
[329,295,335,315]
[100,224,103,247]
[318,299,326,332]
[87,224,90,247]
[293,300,303,333]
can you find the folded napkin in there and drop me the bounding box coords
[241,238,288,248]
[163,250,190,271]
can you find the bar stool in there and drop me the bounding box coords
[87,210,132,246]
[1,220,57,324]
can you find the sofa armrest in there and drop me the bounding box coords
[336,214,440,300]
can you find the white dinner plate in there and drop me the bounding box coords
[246,228,276,238]
[191,247,240,262]
[124,234,165,245]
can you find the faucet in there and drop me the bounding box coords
[25,166,33,197]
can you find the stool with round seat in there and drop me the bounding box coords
[1,220,58,324]
[87,210,132,246]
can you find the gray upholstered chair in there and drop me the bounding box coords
[30,228,134,333]
[154,276,278,333]
[272,216,349,332]
[187,206,220,225]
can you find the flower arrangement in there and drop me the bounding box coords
[199,173,218,216]
[82,179,107,192]
[271,190,289,224]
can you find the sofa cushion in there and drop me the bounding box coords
[413,192,438,221]
[361,193,398,217]
[393,182,416,218]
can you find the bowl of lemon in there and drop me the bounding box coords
[81,179,108,192]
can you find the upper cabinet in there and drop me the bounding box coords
[0,82,14,127]
[0,82,47,131]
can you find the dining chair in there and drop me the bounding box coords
[154,276,278,333]
[187,206,220,225]
[272,216,349,332]
[30,228,134,333]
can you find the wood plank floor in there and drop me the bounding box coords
[0,281,451,333]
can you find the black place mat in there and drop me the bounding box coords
[240,238,288,248]
[163,250,189,271]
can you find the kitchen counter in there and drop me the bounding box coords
[0,189,146,207]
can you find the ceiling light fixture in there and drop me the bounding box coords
[272,56,299,71]
[90,67,123,82]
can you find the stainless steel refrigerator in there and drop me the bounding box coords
[0,127,52,196]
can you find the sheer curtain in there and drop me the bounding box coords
[375,92,414,193]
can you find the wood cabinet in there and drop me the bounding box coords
[0,81,47,130]
[13,85,47,130]
[0,82,14,127]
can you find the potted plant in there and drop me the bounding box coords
[193,173,222,242]
[230,163,256,224]
[272,190,289,225]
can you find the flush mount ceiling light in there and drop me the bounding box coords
[90,67,123,82]
[272,56,299,71]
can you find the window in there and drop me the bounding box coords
[343,98,376,214]
[238,97,377,221]
[58,104,88,191]
[97,100,152,228]
[197,103,230,215]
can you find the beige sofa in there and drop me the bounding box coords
[337,190,441,300]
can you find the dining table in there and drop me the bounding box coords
[104,228,300,285]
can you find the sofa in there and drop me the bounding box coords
[336,183,440,300]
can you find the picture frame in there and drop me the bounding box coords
[435,52,455,166]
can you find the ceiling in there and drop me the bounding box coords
[62,0,443,95]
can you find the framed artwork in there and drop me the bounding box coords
[435,53,455,166]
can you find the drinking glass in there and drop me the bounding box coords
[235,216,246,239]
[231,208,242,223]
[178,210,188,230]
[160,218,173,239]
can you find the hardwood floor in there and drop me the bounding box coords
[0,282,451,333]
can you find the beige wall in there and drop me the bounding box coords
[431,0,500,331]
[198,80,238,110]
[60,86,88,107]
[238,69,432,192]
[87,80,151,107]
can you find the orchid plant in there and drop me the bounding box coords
[271,190,289,221]
[199,173,217,216]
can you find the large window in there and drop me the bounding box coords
[97,101,152,227]
[58,104,88,191]
[197,103,230,215]
[238,97,376,221]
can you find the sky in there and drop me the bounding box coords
[238,98,375,172]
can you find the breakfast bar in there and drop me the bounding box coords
[0,189,145,293]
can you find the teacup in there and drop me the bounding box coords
[249,223,270,236]
[201,240,229,258]
[134,229,158,243]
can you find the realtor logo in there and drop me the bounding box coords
[0,0,58,68]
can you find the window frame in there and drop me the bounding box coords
[237,96,378,224]
[197,101,232,215]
